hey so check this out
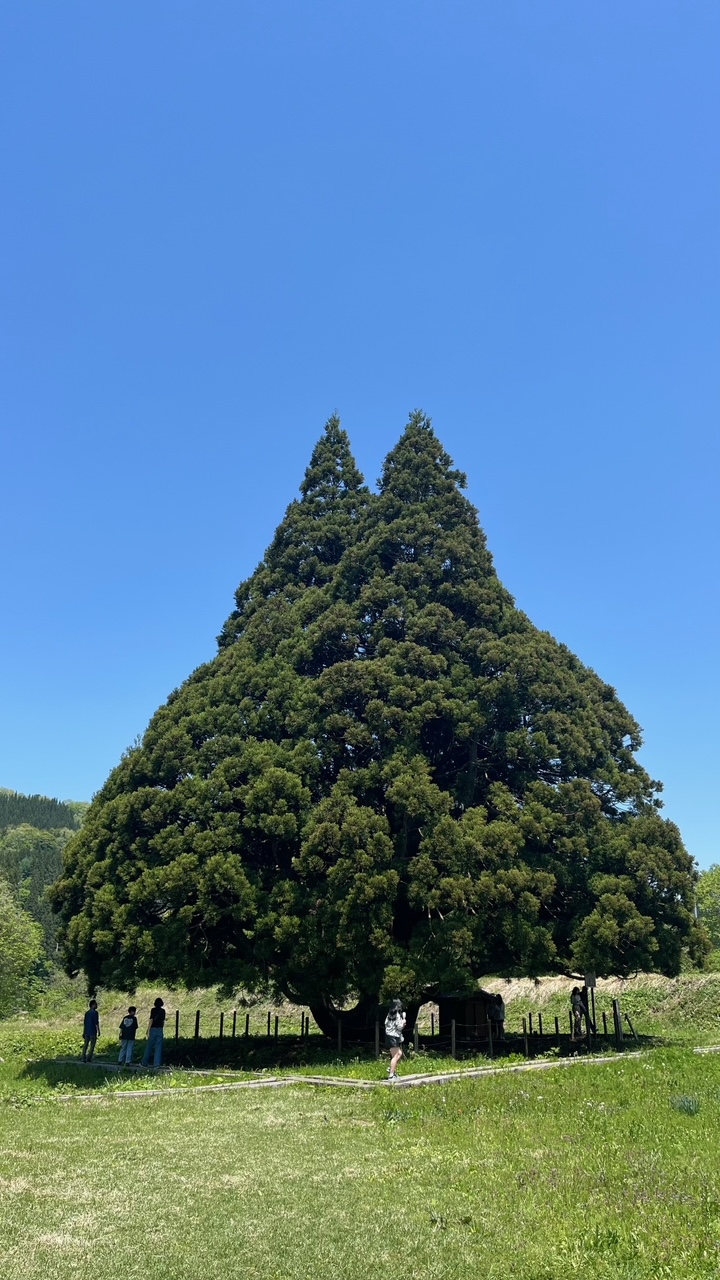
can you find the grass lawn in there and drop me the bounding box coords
[3,973,720,1278]
[2,1047,720,1279]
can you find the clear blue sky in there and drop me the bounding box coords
[1,3,718,865]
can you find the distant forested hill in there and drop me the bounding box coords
[0,790,88,964]
[0,790,82,831]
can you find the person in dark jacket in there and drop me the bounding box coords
[571,987,585,1038]
[489,992,506,1041]
[141,998,166,1068]
[118,1005,138,1066]
[82,999,100,1062]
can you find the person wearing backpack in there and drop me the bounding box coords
[118,1006,139,1066]
[384,998,406,1081]
[141,997,166,1068]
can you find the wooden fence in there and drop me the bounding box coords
[168,999,637,1057]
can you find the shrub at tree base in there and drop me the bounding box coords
[50,414,708,1037]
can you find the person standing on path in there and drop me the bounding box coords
[82,999,100,1062]
[118,1005,138,1066]
[384,998,406,1081]
[141,997,166,1068]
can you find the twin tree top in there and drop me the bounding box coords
[51,413,707,1035]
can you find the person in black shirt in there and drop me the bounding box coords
[141,997,166,1068]
[118,1005,139,1066]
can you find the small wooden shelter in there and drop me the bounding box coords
[437,989,499,1042]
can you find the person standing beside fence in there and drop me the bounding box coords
[571,987,585,1039]
[384,998,406,1081]
[142,997,166,1068]
[118,1005,138,1066]
[82,999,100,1062]
[490,993,505,1041]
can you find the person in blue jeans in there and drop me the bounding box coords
[142,997,166,1068]
[118,1005,138,1066]
[82,999,100,1062]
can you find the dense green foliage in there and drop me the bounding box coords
[0,789,80,831]
[51,415,706,1023]
[0,790,88,1005]
[697,865,720,948]
[0,876,44,1015]
[0,824,71,955]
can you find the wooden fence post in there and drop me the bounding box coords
[451,1019,456,1059]
[612,998,623,1047]
[274,1015,279,1042]
[554,1016,560,1046]
[624,1013,638,1042]
[414,1024,419,1052]
[375,1020,380,1059]
[522,1017,529,1058]
[267,1011,271,1037]
[602,1011,608,1037]
[219,1012,224,1040]
[174,1010,179,1041]
[538,1012,543,1038]
[232,1009,237,1039]
[528,1011,533,1035]
[194,1009,200,1040]
[245,1013,250,1038]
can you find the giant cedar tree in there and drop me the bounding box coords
[51,414,707,1035]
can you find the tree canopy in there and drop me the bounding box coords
[51,414,707,1028]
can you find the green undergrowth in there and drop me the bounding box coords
[2,1047,720,1279]
[499,974,720,1045]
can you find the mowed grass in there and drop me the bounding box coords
[3,1049,720,1280]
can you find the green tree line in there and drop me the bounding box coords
[0,789,87,1015]
[0,789,83,831]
